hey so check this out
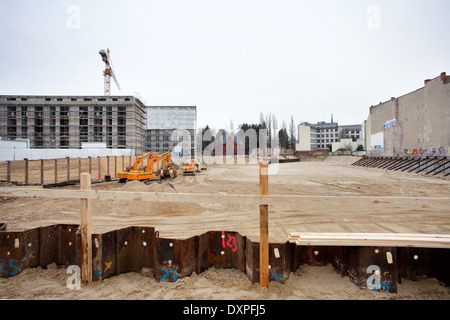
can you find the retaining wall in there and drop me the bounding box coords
[1,223,448,293]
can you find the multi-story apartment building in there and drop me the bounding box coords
[145,106,197,156]
[0,95,147,152]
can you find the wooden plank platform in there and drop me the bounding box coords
[289,232,450,249]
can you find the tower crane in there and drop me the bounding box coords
[99,48,121,96]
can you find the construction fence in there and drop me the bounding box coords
[0,155,143,186]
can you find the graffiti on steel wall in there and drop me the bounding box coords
[161,266,179,282]
[0,258,19,276]
[221,231,237,252]
[404,147,447,157]
[366,265,390,292]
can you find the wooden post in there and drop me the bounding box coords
[67,157,70,181]
[7,161,11,183]
[114,156,117,178]
[78,158,81,180]
[259,161,269,288]
[107,156,110,176]
[24,158,29,185]
[80,173,92,284]
[88,156,92,175]
[55,159,58,183]
[40,159,44,185]
[97,157,101,181]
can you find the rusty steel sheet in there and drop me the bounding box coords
[0,228,39,278]
[92,230,116,281]
[344,246,398,293]
[114,226,155,276]
[245,239,291,284]
[0,221,447,294]
[155,235,197,282]
[397,247,432,282]
[197,231,246,275]
[39,224,79,268]
[291,245,342,270]
[429,248,450,286]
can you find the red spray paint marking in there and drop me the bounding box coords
[221,231,237,252]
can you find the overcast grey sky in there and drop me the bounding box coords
[0,0,449,130]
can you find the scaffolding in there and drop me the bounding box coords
[0,96,146,152]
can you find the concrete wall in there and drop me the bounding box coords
[296,124,312,151]
[331,139,358,152]
[0,148,135,161]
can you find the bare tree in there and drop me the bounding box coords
[265,113,272,148]
[271,113,278,149]
[289,115,296,150]
[259,112,266,127]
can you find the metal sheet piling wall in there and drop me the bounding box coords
[352,155,450,176]
[1,222,449,293]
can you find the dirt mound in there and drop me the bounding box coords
[106,180,203,216]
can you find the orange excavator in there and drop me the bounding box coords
[118,152,176,182]
[181,159,200,175]
[118,152,153,182]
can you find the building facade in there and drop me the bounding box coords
[296,121,361,152]
[145,106,197,156]
[0,95,147,152]
[365,72,450,157]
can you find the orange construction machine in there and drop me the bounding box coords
[181,159,200,175]
[118,152,176,182]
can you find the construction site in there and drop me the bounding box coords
[0,45,449,301]
[0,154,449,300]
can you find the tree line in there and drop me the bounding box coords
[199,112,297,155]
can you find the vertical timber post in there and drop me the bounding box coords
[67,157,70,182]
[7,161,11,183]
[40,159,44,185]
[80,173,92,284]
[24,158,29,185]
[114,156,117,178]
[98,157,101,181]
[78,158,81,181]
[259,161,269,288]
[55,159,58,184]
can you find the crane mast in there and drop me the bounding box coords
[99,48,121,96]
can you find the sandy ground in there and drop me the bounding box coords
[0,156,449,300]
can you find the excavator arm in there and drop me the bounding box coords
[131,152,153,171]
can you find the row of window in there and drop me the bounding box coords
[3,97,132,102]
